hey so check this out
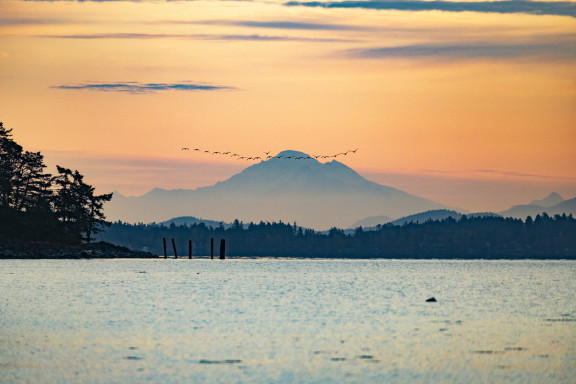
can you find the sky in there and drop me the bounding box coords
[0,0,575,214]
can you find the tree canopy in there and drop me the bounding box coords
[98,214,576,259]
[0,122,112,245]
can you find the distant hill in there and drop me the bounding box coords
[350,215,393,228]
[390,209,463,226]
[549,197,576,216]
[105,150,448,230]
[160,216,232,228]
[500,195,576,219]
[350,211,501,231]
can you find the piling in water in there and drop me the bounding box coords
[163,237,167,259]
[220,239,226,259]
[172,238,178,259]
[189,240,192,259]
[211,238,214,259]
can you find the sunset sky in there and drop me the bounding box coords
[1,0,575,213]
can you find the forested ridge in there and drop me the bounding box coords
[98,214,576,259]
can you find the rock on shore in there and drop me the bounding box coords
[0,241,158,259]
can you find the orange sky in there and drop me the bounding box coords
[0,0,575,213]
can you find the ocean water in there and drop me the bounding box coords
[0,259,574,383]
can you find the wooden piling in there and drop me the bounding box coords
[219,239,226,259]
[172,238,178,259]
[189,240,192,259]
[211,238,214,259]
[163,237,167,259]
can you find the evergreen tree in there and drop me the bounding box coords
[52,166,112,243]
[0,122,113,245]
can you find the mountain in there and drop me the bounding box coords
[500,195,576,219]
[105,150,448,230]
[529,192,564,207]
[547,197,576,216]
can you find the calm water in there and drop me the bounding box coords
[1,259,575,383]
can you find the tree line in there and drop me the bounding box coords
[0,122,111,245]
[97,214,576,259]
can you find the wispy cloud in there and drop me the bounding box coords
[52,81,233,94]
[39,32,354,42]
[0,17,70,26]
[476,169,576,181]
[188,19,370,31]
[284,1,576,18]
[345,40,576,61]
[22,0,255,1]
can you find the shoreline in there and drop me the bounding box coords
[0,241,157,259]
[1,248,574,260]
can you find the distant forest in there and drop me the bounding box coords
[97,214,576,259]
[0,122,111,245]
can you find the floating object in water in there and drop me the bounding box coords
[426,297,437,302]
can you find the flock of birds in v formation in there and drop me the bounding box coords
[181,148,359,161]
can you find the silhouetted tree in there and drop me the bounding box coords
[0,122,113,245]
[52,166,112,243]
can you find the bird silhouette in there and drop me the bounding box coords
[181,147,359,161]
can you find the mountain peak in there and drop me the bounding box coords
[276,150,311,158]
[529,192,564,207]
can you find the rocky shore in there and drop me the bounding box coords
[0,241,158,259]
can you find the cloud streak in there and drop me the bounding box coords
[0,17,70,26]
[52,81,233,94]
[284,1,576,18]
[39,32,354,43]
[188,19,370,31]
[345,40,576,61]
[475,169,576,181]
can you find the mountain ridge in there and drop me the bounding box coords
[500,194,575,219]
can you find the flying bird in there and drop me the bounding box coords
[181,147,359,161]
